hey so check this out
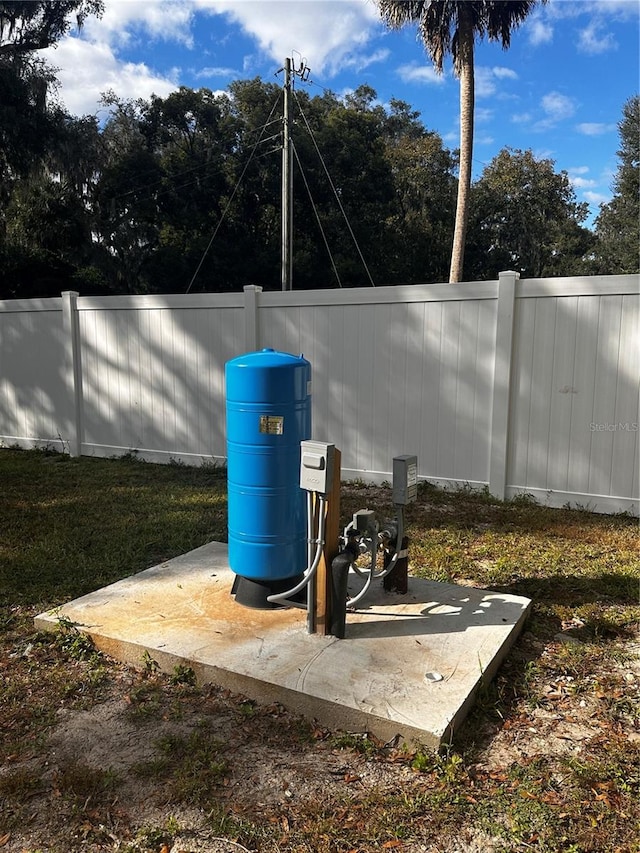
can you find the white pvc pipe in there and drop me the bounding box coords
[267,494,327,605]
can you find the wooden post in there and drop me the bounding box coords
[313,448,341,635]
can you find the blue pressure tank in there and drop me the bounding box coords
[225,349,311,607]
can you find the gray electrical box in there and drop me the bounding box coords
[300,440,335,494]
[392,455,418,505]
[353,508,376,532]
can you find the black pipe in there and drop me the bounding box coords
[329,542,358,638]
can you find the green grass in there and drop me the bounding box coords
[0,447,227,606]
[137,723,229,805]
[1,447,639,853]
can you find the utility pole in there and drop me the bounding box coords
[281,57,293,291]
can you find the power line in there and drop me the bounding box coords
[106,116,283,205]
[293,89,376,287]
[185,92,282,293]
[292,139,342,288]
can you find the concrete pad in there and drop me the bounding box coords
[35,542,531,749]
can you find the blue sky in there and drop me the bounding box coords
[44,0,639,225]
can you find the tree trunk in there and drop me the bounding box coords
[449,4,475,283]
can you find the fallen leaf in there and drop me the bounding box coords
[0,834,10,848]
[382,842,402,849]
[541,792,562,805]
[519,789,538,800]
[344,774,361,784]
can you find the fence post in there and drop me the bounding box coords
[489,270,519,500]
[61,291,84,457]
[244,285,263,351]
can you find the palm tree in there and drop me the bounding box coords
[378,1,545,282]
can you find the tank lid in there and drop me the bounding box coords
[227,349,309,369]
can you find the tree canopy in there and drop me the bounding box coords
[594,95,640,274]
[377,0,545,282]
[466,148,595,279]
[0,3,634,297]
[0,1,103,56]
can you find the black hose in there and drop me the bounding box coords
[329,542,358,638]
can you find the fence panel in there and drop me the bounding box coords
[507,276,639,511]
[0,298,73,451]
[1,275,637,514]
[258,284,497,483]
[75,294,245,462]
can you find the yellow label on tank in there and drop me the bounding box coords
[259,415,284,435]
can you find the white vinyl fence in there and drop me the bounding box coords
[1,273,638,515]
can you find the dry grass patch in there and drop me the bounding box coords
[0,449,638,852]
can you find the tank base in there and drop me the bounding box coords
[231,574,307,610]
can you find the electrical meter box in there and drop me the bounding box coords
[392,455,418,505]
[300,440,335,495]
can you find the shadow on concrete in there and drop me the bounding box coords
[346,575,530,640]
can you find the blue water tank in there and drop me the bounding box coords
[226,349,311,585]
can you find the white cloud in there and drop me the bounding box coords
[476,68,496,98]
[571,177,597,188]
[577,121,617,135]
[342,47,390,72]
[241,54,260,75]
[83,0,194,47]
[195,65,238,79]
[511,111,532,124]
[535,91,577,128]
[528,16,553,45]
[475,65,517,97]
[397,63,443,85]
[43,37,178,116]
[542,91,576,120]
[492,66,518,80]
[532,148,555,162]
[475,107,494,124]
[44,0,385,115]
[588,0,639,18]
[569,166,590,175]
[194,0,381,76]
[41,0,199,115]
[584,190,610,205]
[542,0,638,23]
[578,21,617,53]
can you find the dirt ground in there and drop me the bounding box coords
[2,627,638,853]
